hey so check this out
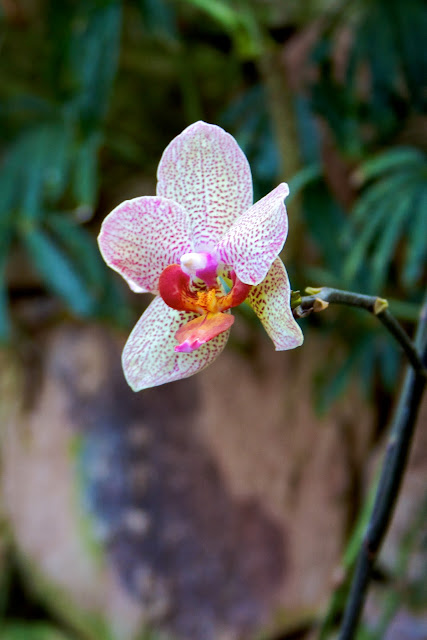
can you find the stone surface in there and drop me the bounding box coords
[0,322,377,639]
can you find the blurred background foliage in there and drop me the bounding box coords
[0,0,426,636]
[0,0,425,412]
[1,0,426,401]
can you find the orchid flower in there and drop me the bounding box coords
[98,121,303,391]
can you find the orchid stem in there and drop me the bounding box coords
[300,289,427,640]
[294,287,426,377]
[336,293,427,640]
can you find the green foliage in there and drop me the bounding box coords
[181,0,262,58]
[47,0,122,127]
[221,85,280,198]
[137,0,178,41]
[313,322,402,414]
[285,0,427,411]
[22,228,95,317]
[0,623,73,640]
[0,0,128,336]
[343,147,426,293]
[312,0,427,155]
[308,0,427,296]
[350,0,427,113]
[0,0,426,637]
[0,0,424,378]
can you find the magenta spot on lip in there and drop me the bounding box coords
[174,339,202,353]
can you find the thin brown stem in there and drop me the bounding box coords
[294,287,426,377]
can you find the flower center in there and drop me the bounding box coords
[158,262,251,353]
[158,263,250,315]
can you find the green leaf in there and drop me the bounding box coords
[315,337,367,414]
[0,136,31,218]
[294,94,322,165]
[221,85,264,129]
[360,2,400,103]
[45,214,132,325]
[350,171,417,227]
[0,94,57,125]
[19,126,62,221]
[302,265,342,289]
[388,298,423,322]
[0,622,73,640]
[232,109,261,151]
[353,147,425,186]
[46,214,106,293]
[391,0,427,109]
[22,227,95,316]
[287,163,322,202]
[1,122,74,223]
[359,338,377,398]
[302,181,348,276]
[343,197,391,283]
[137,0,178,41]
[0,157,15,340]
[0,258,11,343]
[371,184,418,291]
[403,186,427,286]
[71,132,101,214]
[378,338,401,391]
[182,0,260,58]
[43,119,75,202]
[66,0,122,127]
[183,0,241,31]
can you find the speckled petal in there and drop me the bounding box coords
[157,121,253,250]
[122,296,230,391]
[247,258,303,350]
[98,196,193,294]
[217,183,289,285]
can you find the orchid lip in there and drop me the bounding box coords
[158,263,251,317]
[174,310,235,352]
[158,262,252,352]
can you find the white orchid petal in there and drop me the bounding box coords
[248,258,303,350]
[217,183,289,285]
[157,121,253,249]
[98,196,193,294]
[122,296,230,391]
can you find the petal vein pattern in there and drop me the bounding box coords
[122,296,230,391]
[217,183,289,285]
[98,196,193,294]
[248,258,303,350]
[157,121,253,250]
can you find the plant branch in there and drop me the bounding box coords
[336,293,427,640]
[294,287,427,639]
[294,287,426,377]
